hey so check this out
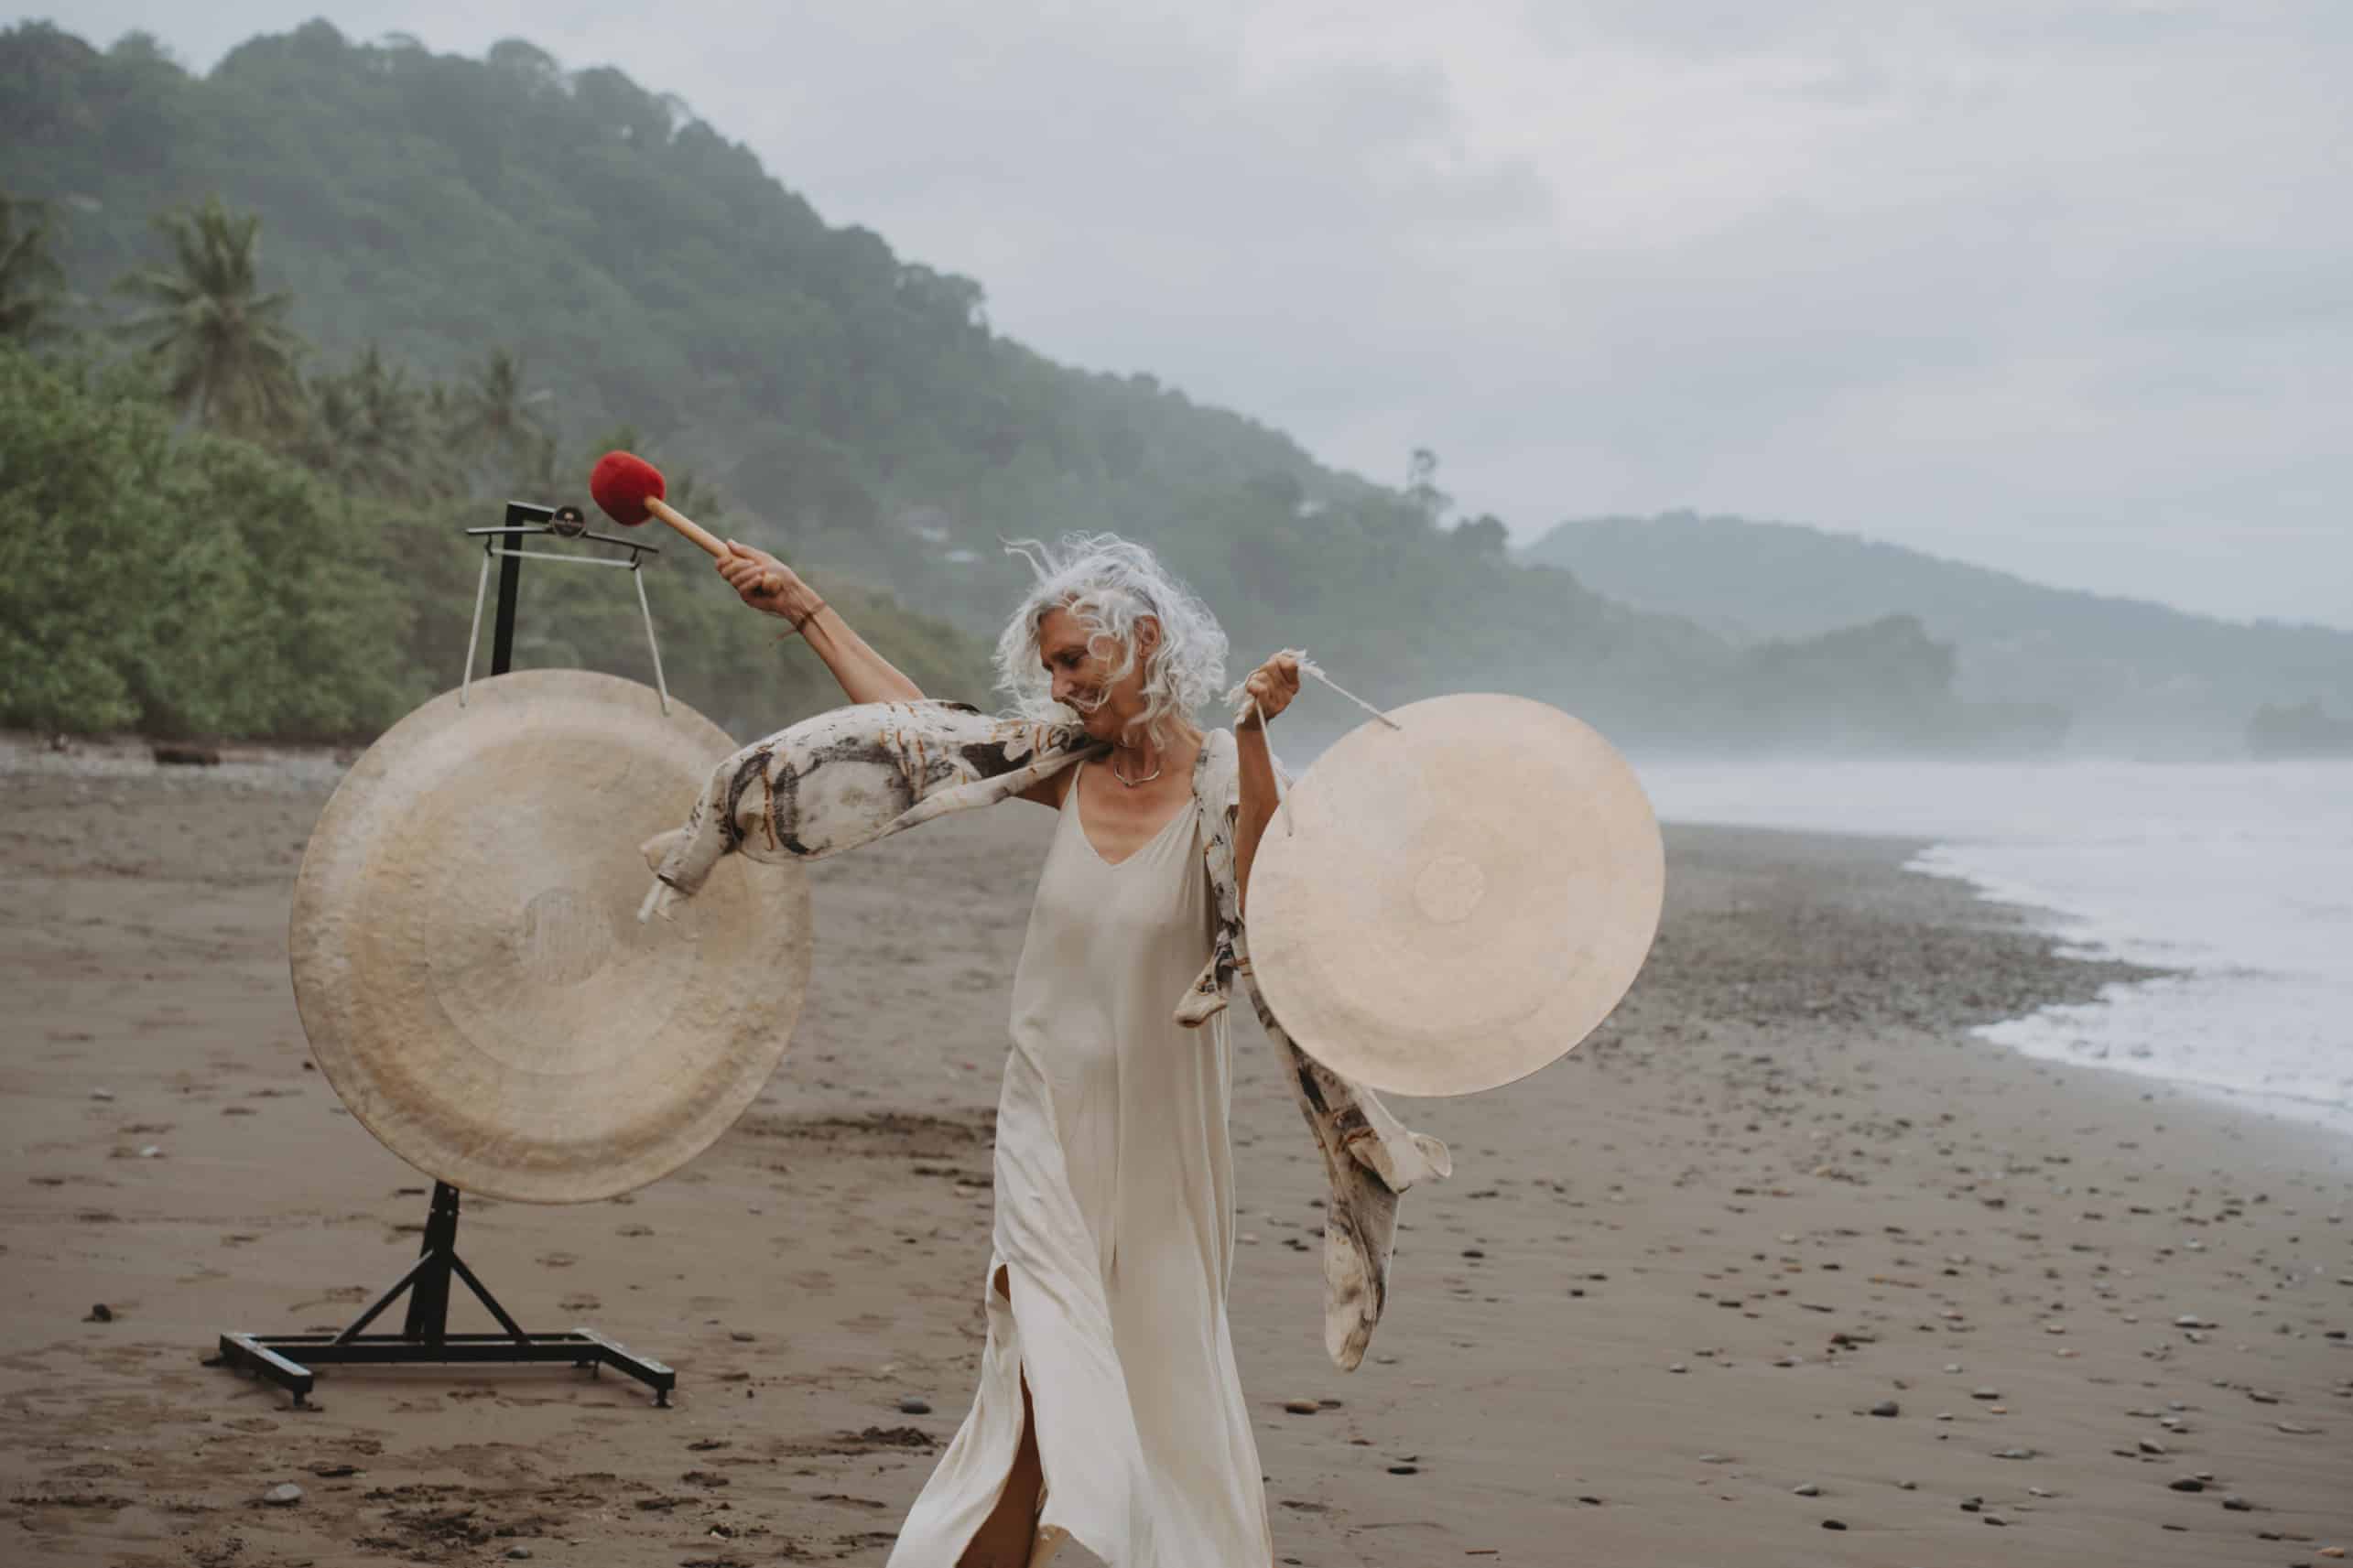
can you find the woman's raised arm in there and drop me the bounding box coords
[717,540,925,706]
[1231,651,1302,916]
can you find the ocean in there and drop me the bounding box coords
[1633,757,2353,1137]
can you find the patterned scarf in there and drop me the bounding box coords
[641,698,1451,1370]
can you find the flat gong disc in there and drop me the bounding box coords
[288,670,810,1202]
[1246,693,1663,1098]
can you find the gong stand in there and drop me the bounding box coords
[215,501,677,1409]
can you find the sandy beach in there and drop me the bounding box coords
[3,736,2348,1567]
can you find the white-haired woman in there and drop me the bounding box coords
[717,532,1300,1567]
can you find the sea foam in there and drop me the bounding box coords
[1636,757,2353,1137]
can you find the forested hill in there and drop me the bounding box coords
[1,20,1344,603]
[4,20,2076,753]
[1527,512,2353,751]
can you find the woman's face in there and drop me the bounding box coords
[1037,605,1158,741]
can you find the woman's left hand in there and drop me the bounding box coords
[1239,652,1302,729]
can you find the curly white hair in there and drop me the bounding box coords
[993,532,1229,748]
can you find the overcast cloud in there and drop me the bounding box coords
[25,1,2353,627]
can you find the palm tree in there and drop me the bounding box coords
[340,344,430,498]
[0,193,68,342]
[287,365,363,483]
[114,196,305,435]
[452,346,552,487]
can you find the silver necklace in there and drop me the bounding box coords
[1108,752,1162,787]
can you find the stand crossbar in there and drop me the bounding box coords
[214,501,678,1411]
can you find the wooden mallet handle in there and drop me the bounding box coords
[591,449,786,600]
[636,496,752,575]
[645,499,782,598]
[645,495,724,556]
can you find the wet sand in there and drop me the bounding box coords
[2,735,2348,1566]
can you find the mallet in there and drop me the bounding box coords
[589,450,783,597]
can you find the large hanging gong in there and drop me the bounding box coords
[1246,693,1663,1098]
[288,670,811,1203]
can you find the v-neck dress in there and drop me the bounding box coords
[885,762,1274,1566]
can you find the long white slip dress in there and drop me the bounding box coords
[885,762,1274,1567]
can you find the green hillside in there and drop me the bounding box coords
[1527,512,2353,751]
[2,21,2045,753]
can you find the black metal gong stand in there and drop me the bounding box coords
[215,501,677,1410]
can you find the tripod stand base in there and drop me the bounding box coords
[216,1326,674,1408]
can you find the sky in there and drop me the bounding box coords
[27,2,2353,629]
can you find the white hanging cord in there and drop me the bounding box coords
[633,559,673,715]
[1242,692,1296,836]
[1222,651,1404,837]
[1221,652,1403,732]
[459,550,492,707]
[1296,655,1403,732]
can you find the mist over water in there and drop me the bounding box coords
[1635,757,2353,1136]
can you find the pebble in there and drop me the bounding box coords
[2138,1439,2167,1454]
[137,1145,161,1159]
[2220,1495,2251,1511]
[1793,1483,1821,1497]
[1869,1400,1900,1418]
[1993,1447,2034,1460]
[261,1483,303,1507]
[2277,1422,2320,1435]
[1970,1388,2001,1400]
[82,1303,114,1324]
[897,1396,931,1415]
[1820,1519,1848,1530]
[91,1088,114,1101]
[506,1552,533,1562]
[1283,1399,1319,1415]
[1387,1465,1417,1476]
[1668,1363,1688,1374]
[2167,1477,2204,1493]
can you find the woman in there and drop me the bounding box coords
[716,532,1302,1567]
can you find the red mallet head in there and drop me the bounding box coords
[589,449,665,527]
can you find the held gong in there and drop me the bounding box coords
[288,670,811,1203]
[1246,693,1663,1098]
